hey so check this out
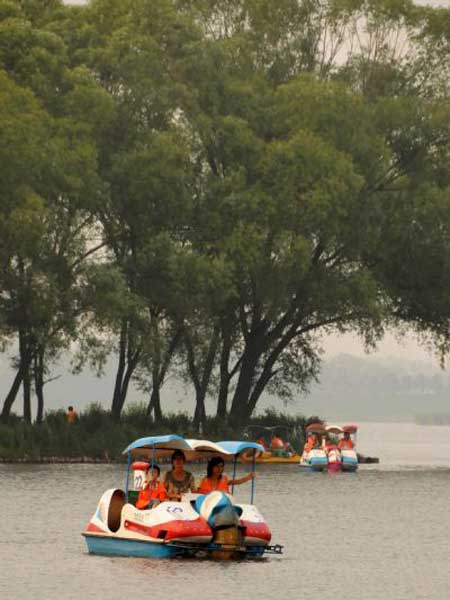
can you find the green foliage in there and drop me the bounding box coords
[2,0,450,427]
[0,403,313,459]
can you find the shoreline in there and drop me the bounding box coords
[0,456,118,464]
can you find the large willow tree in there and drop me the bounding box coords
[1,0,450,425]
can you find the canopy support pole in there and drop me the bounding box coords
[125,451,131,503]
[150,445,156,495]
[250,449,256,504]
[231,455,237,495]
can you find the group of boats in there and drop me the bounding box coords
[82,424,360,561]
[241,423,360,472]
[299,423,359,472]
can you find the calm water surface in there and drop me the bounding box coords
[1,423,450,600]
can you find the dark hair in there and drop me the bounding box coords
[171,450,186,464]
[207,456,225,478]
[148,464,160,476]
[68,406,73,411]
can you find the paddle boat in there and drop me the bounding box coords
[299,423,328,471]
[324,425,343,473]
[82,435,282,559]
[340,425,359,472]
[241,425,301,464]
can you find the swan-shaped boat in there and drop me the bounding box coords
[82,435,282,559]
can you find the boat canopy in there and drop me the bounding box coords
[123,435,191,457]
[306,423,326,434]
[326,425,344,434]
[123,435,264,459]
[343,424,358,433]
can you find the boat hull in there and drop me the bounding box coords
[341,449,358,472]
[83,489,272,560]
[299,449,328,471]
[84,534,182,558]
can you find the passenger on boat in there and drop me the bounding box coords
[323,436,339,453]
[136,464,167,509]
[256,436,267,450]
[163,450,196,501]
[271,435,284,450]
[303,433,318,453]
[338,431,354,450]
[198,456,256,494]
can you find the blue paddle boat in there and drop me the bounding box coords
[82,435,283,559]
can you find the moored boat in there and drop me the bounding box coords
[82,435,282,559]
[299,423,328,471]
[325,425,343,473]
[340,425,358,472]
[240,425,301,464]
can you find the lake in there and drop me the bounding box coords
[1,422,450,600]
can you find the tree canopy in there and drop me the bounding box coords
[1,0,450,426]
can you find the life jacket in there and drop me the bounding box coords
[198,474,230,494]
[271,436,284,450]
[67,410,76,424]
[304,434,317,452]
[338,439,354,450]
[136,481,167,509]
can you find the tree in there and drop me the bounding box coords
[0,3,113,421]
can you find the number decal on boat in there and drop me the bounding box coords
[134,475,143,489]
[166,506,183,514]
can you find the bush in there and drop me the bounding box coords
[0,403,315,459]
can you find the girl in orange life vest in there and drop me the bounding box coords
[198,456,256,494]
[136,464,167,510]
[338,431,354,450]
[304,433,318,453]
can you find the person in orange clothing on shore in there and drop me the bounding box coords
[66,406,78,425]
[338,431,354,450]
[136,464,167,509]
[198,456,255,494]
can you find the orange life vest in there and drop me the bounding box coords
[198,474,230,494]
[67,410,77,424]
[338,439,354,450]
[136,481,167,509]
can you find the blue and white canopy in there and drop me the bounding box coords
[123,435,264,459]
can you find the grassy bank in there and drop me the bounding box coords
[0,404,312,461]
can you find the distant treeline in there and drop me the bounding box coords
[2,1,450,429]
[0,405,308,461]
[415,414,450,426]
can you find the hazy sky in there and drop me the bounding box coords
[61,0,447,366]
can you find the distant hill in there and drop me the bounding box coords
[0,351,448,422]
[289,354,450,422]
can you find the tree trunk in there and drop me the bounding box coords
[111,321,127,419]
[147,383,163,423]
[229,341,261,424]
[185,326,219,432]
[18,329,33,423]
[145,325,182,423]
[216,326,232,419]
[1,363,26,422]
[193,392,206,431]
[34,351,45,424]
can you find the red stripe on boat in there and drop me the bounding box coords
[85,522,105,534]
[240,520,271,542]
[124,518,212,540]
